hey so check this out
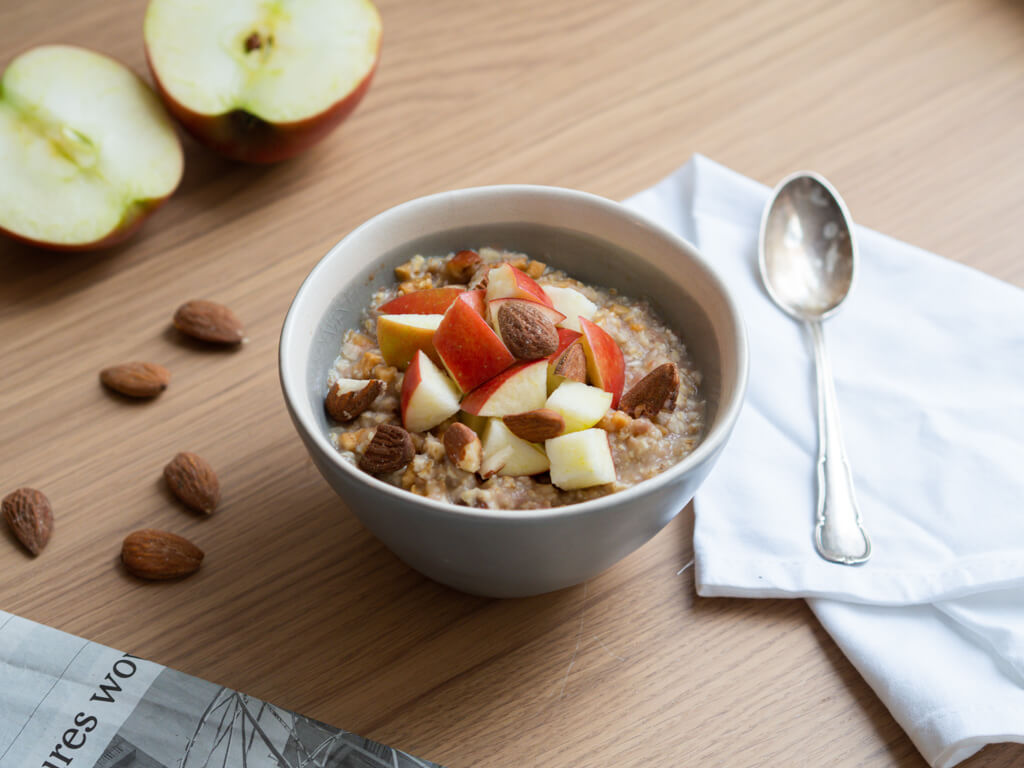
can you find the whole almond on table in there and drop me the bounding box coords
[496,302,559,360]
[100,362,170,398]
[443,422,482,473]
[164,452,220,514]
[2,488,53,556]
[173,300,245,344]
[122,529,203,580]
[619,362,681,419]
[325,379,385,422]
[503,409,565,442]
[358,424,415,475]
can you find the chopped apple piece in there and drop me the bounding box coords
[400,350,461,433]
[460,359,548,417]
[433,296,515,392]
[480,419,550,478]
[542,286,597,333]
[545,381,613,432]
[378,286,464,314]
[376,314,443,369]
[485,263,554,307]
[546,428,616,490]
[579,317,625,408]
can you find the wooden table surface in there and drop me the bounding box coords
[2,0,1022,766]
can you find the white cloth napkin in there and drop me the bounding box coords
[623,155,1024,767]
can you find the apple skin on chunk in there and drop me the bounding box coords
[579,317,625,408]
[0,45,183,251]
[433,295,514,392]
[400,350,461,433]
[144,0,382,163]
[456,289,487,317]
[551,328,583,358]
[376,314,443,369]
[459,359,548,417]
[485,264,554,307]
[480,419,550,478]
[378,286,464,314]
[546,428,616,490]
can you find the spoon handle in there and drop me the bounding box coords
[807,320,871,565]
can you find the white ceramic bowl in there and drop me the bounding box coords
[280,185,747,597]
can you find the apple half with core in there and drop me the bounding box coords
[579,317,626,407]
[144,0,382,163]
[480,419,550,478]
[0,45,183,250]
[376,314,443,369]
[401,350,461,433]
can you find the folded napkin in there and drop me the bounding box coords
[624,155,1024,767]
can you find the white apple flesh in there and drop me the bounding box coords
[480,419,550,478]
[546,428,616,490]
[0,45,183,250]
[400,350,461,433]
[545,381,613,432]
[541,285,597,333]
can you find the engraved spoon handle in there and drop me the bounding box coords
[808,320,871,564]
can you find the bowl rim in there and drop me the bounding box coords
[279,184,748,523]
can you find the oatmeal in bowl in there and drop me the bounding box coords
[325,247,706,510]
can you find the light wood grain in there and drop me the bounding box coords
[1,0,1022,766]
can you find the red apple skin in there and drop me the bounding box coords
[399,349,427,426]
[459,360,546,415]
[495,265,554,307]
[551,328,583,358]
[579,317,625,407]
[457,289,487,316]
[378,286,464,315]
[434,297,514,392]
[145,51,377,163]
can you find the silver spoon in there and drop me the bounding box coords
[758,171,871,565]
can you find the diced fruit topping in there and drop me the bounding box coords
[358,424,415,475]
[326,378,384,422]
[619,362,681,419]
[502,409,565,442]
[378,286,465,315]
[459,359,548,417]
[484,263,554,307]
[376,314,443,369]
[457,289,487,317]
[433,294,515,391]
[443,422,482,473]
[493,300,561,360]
[545,381,613,433]
[480,419,550,478]
[579,316,626,408]
[541,286,597,333]
[548,340,587,393]
[551,328,583,357]
[445,250,483,283]
[545,428,616,490]
[400,350,461,433]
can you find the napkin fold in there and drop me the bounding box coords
[624,155,1024,767]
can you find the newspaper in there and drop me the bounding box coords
[0,611,442,768]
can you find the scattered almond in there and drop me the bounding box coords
[358,424,415,474]
[325,379,384,422]
[2,488,53,556]
[619,362,680,419]
[443,423,482,473]
[503,409,565,442]
[100,362,170,398]
[550,341,587,383]
[173,299,245,344]
[497,302,559,360]
[446,250,483,283]
[163,452,220,514]
[122,529,204,580]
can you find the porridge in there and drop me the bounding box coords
[324,247,705,509]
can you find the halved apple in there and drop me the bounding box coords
[144,0,382,163]
[480,419,550,478]
[376,314,443,369]
[401,350,461,433]
[460,359,548,417]
[542,285,597,333]
[546,428,616,490]
[0,45,183,250]
[485,264,554,307]
[433,295,514,392]
[545,381,613,432]
[579,317,625,407]
[378,286,464,315]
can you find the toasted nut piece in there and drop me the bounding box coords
[173,300,245,344]
[354,351,384,378]
[619,362,680,419]
[525,260,546,279]
[358,424,415,474]
[164,452,220,514]
[446,250,483,283]
[2,488,53,556]
[598,409,632,432]
[443,422,482,473]
[503,409,565,442]
[122,530,204,580]
[550,341,587,383]
[100,362,170,398]
[325,379,385,422]
[507,257,529,271]
[497,302,559,360]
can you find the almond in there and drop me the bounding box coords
[445,249,483,283]
[358,424,415,474]
[173,299,245,344]
[550,341,587,383]
[2,488,53,556]
[497,302,559,360]
[164,452,220,514]
[619,362,680,419]
[100,362,170,398]
[503,409,565,442]
[325,379,384,422]
[443,422,482,473]
[122,529,204,580]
